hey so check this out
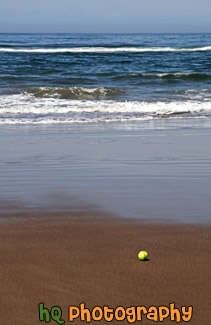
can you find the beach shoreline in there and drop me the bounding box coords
[1,32,211,325]
[0,210,210,324]
[1,121,211,224]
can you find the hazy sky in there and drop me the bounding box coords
[0,0,210,33]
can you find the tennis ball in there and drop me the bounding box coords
[138,251,148,261]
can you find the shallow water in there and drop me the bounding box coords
[0,119,211,223]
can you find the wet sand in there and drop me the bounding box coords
[0,211,210,324]
[1,122,211,223]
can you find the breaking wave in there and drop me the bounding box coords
[0,46,211,53]
[0,90,211,124]
[24,87,124,100]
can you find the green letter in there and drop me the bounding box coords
[39,303,50,323]
[51,306,65,324]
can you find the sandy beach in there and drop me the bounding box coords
[1,29,211,325]
[0,211,210,324]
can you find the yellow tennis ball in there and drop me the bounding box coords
[138,251,148,261]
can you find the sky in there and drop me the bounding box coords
[0,0,210,33]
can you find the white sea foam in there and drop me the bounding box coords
[0,91,211,124]
[0,46,211,53]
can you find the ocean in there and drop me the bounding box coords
[0,33,211,124]
[0,33,211,223]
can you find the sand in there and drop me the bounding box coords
[0,211,210,324]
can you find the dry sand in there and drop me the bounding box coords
[0,211,210,324]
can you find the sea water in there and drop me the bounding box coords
[0,34,211,222]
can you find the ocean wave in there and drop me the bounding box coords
[0,92,211,124]
[115,72,211,81]
[0,46,211,53]
[24,87,124,100]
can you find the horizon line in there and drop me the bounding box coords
[0,32,211,35]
